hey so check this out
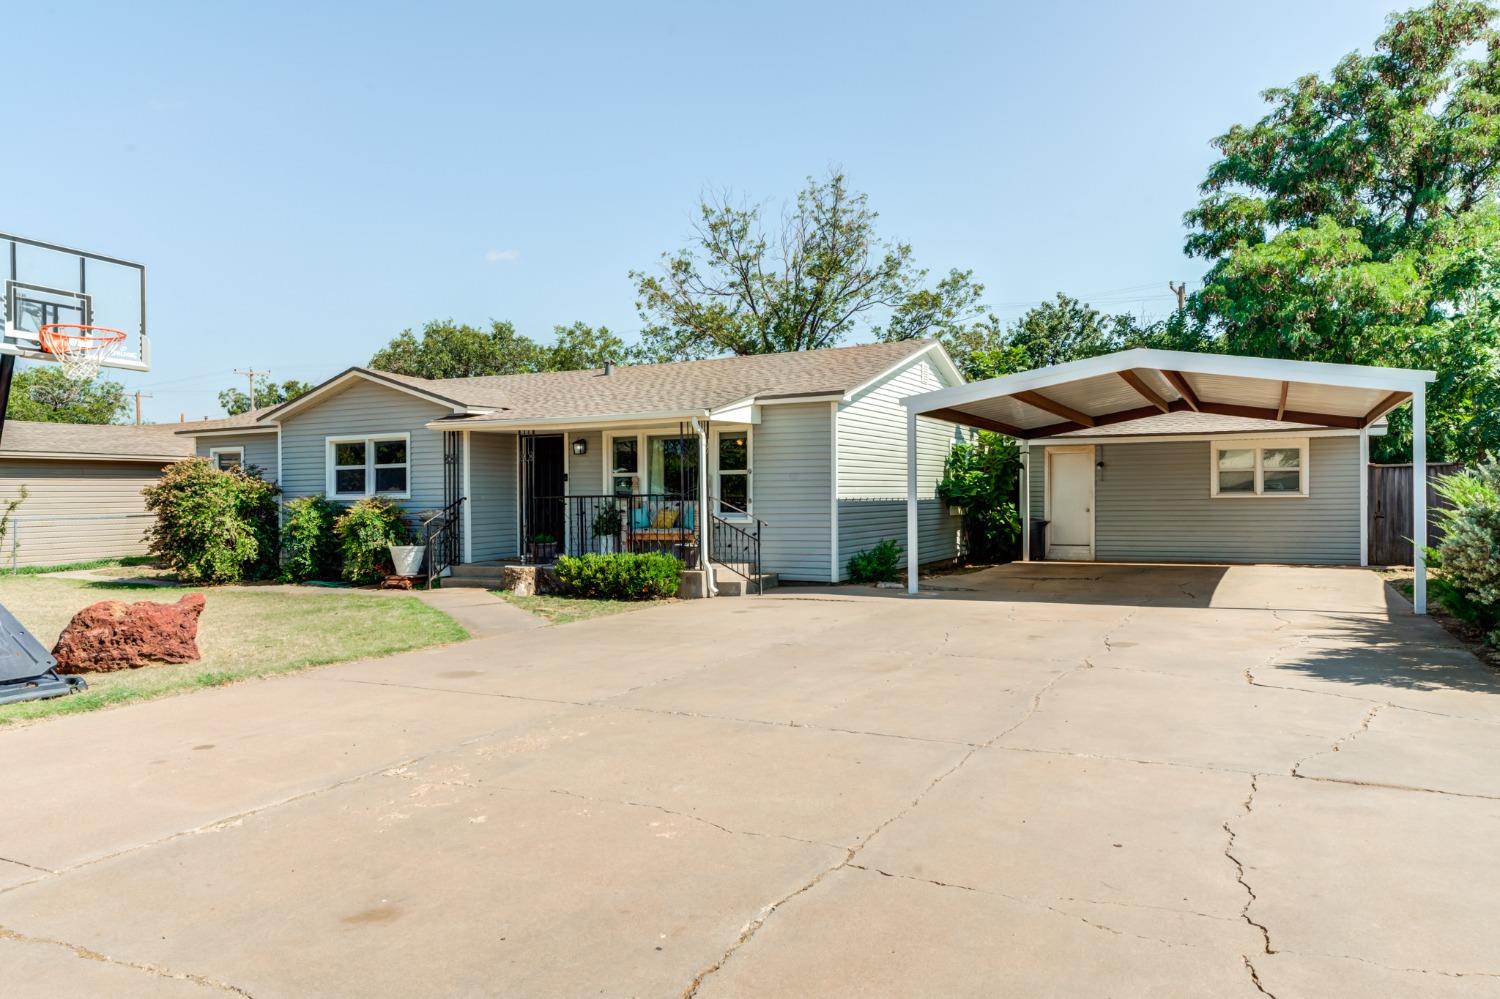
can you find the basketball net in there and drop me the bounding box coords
[37,324,127,383]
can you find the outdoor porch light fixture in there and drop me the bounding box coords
[572,439,588,456]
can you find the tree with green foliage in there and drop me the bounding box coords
[143,459,280,584]
[5,365,128,424]
[368,318,630,379]
[1186,0,1500,461]
[218,379,315,416]
[633,171,986,360]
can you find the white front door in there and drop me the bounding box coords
[1046,447,1094,560]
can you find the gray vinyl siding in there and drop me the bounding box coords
[277,380,453,520]
[753,403,833,581]
[567,430,604,496]
[1028,437,1361,564]
[194,433,279,482]
[467,431,517,560]
[834,353,966,577]
[0,458,166,568]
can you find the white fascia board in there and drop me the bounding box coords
[425,409,705,433]
[264,369,498,423]
[902,348,1436,415]
[1030,426,1371,446]
[180,426,280,437]
[709,398,760,424]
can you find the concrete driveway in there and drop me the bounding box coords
[3,564,1499,998]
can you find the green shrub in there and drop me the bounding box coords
[936,431,1021,562]
[848,539,903,583]
[554,552,681,600]
[143,459,280,583]
[1432,461,1500,643]
[280,494,342,582]
[333,497,414,584]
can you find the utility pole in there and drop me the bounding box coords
[132,390,153,425]
[234,368,268,410]
[1168,281,1187,313]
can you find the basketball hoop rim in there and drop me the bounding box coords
[37,323,129,353]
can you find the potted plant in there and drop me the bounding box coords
[591,504,622,554]
[390,541,425,576]
[529,533,559,562]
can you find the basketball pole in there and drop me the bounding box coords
[0,354,14,448]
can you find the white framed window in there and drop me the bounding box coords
[209,447,243,472]
[326,433,411,499]
[716,429,750,516]
[1210,438,1309,497]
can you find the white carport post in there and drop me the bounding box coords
[1020,444,1030,561]
[906,408,920,594]
[1412,384,1427,614]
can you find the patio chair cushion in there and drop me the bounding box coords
[632,507,652,530]
[683,504,695,531]
[652,509,679,529]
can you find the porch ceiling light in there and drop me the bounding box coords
[571,439,588,456]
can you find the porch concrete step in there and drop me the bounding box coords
[450,562,516,579]
[443,575,507,589]
[715,572,777,596]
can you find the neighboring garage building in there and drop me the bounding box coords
[901,348,1438,612]
[0,421,194,569]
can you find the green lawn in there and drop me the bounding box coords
[497,591,675,626]
[0,577,468,726]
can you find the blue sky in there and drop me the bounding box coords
[6,0,1399,423]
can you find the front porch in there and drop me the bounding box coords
[429,422,770,596]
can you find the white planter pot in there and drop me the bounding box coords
[389,544,425,576]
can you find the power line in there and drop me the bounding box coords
[234,367,269,410]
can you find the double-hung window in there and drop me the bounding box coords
[209,447,243,472]
[328,434,411,499]
[717,431,749,514]
[1210,439,1308,497]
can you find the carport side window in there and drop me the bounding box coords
[1210,439,1309,497]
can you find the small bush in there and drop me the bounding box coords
[143,459,280,583]
[554,552,681,600]
[1432,461,1500,643]
[848,539,903,583]
[280,494,342,582]
[334,497,414,584]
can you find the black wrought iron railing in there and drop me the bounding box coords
[423,497,465,588]
[708,498,764,594]
[551,494,702,563]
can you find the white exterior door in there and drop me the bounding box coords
[1046,447,1094,560]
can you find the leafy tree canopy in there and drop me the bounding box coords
[367,319,628,380]
[5,365,128,424]
[218,379,315,416]
[633,171,986,360]
[1186,0,1500,460]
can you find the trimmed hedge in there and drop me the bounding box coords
[848,538,902,584]
[554,552,682,600]
[143,458,280,583]
[280,494,342,582]
[334,497,414,584]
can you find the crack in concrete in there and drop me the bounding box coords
[0,925,253,996]
[680,655,1098,997]
[847,864,1202,950]
[1290,704,1384,778]
[1223,774,1277,998]
[0,855,55,875]
[1271,946,1500,980]
[529,786,840,850]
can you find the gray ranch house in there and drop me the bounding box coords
[182,340,970,591]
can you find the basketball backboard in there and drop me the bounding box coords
[0,232,149,372]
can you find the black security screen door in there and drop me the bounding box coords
[522,434,566,551]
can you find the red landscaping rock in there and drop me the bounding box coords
[51,593,206,674]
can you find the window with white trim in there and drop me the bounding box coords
[327,435,410,498]
[717,430,749,514]
[1210,439,1309,497]
[209,447,243,472]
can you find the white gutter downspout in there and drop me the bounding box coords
[691,415,718,597]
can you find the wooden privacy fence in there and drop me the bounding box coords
[1367,463,1464,566]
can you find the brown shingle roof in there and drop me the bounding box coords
[1,421,195,461]
[173,408,276,435]
[373,340,939,423]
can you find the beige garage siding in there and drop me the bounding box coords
[1,458,166,568]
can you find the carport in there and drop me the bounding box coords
[902,349,1437,611]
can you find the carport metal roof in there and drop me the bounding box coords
[900,349,1437,612]
[900,348,1432,440]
